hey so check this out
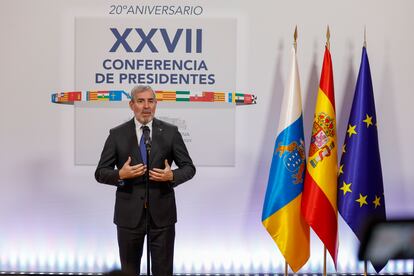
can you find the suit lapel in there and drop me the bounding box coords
[126,118,143,165]
[149,118,162,167]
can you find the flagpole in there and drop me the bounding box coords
[363,28,368,276]
[364,260,368,276]
[284,29,297,276]
[285,261,288,276]
[281,27,298,276]
[323,246,327,276]
[364,26,367,49]
[294,25,298,53]
[323,26,329,276]
[326,25,330,51]
[285,27,297,276]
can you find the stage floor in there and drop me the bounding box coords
[1,273,413,276]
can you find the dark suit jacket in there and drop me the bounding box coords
[95,117,196,228]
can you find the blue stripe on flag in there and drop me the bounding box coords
[262,115,305,220]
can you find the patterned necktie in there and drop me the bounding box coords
[140,125,150,165]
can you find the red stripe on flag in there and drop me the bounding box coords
[301,170,338,266]
[319,47,335,111]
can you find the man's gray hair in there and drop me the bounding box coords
[130,85,156,101]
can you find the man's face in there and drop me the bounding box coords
[129,89,157,124]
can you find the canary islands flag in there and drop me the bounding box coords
[262,46,310,272]
[338,46,386,273]
[302,46,338,266]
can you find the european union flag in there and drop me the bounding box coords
[338,47,386,272]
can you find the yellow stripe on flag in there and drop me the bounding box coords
[307,88,338,212]
[262,194,309,272]
[162,91,176,101]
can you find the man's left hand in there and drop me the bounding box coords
[149,159,174,182]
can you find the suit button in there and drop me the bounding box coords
[140,196,144,200]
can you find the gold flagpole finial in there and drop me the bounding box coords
[294,25,298,52]
[326,25,331,50]
[364,26,367,48]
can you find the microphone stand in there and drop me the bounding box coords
[145,139,151,276]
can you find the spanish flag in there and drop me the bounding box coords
[301,46,338,266]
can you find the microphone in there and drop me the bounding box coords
[142,125,151,151]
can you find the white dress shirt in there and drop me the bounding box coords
[134,117,153,146]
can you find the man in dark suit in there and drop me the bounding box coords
[95,85,196,276]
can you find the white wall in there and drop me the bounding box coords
[1,0,413,273]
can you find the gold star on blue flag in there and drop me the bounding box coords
[337,46,386,273]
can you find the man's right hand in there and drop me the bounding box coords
[119,156,147,180]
